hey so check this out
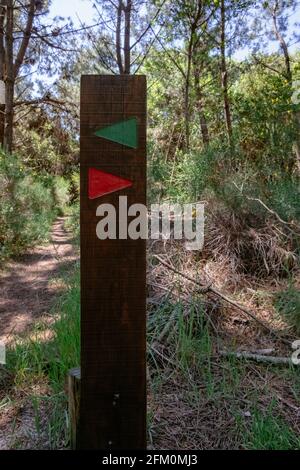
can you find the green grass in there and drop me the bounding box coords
[64,203,80,246]
[244,401,300,450]
[5,263,300,449]
[275,284,300,334]
[3,207,299,449]
[5,263,80,448]
[147,287,300,449]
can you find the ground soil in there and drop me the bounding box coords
[0,218,77,449]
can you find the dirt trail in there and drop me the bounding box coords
[0,218,77,449]
[0,217,77,343]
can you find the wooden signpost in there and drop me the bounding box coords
[78,75,147,450]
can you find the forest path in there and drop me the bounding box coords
[0,217,77,449]
[0,217,77,344]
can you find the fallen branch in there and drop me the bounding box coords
[246,196,300,234]
[220,350,296,366]
[232,182,300,234]
[153,255,291,346]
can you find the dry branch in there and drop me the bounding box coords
[153,254,291,346]
[220,350,296,366]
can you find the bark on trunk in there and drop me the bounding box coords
[124,0,132,74]
[14,0,35,79]
[116,0,124,74]
[183,1,204,150]
[220,0,233,147]
[193,60,209,146]
[184,36,193,150]
[272,6,300,173]
[0,2,5,147]
[4,0,14,154]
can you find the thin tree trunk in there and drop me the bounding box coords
[220,0,233,147]
[4,0,14,154]
[272,6,291,81]
[272,6,300,173]
[184,34,193,150]
[14,0,35,79]
[193,60,209,146]
[124,0,132,74]
[0,2,5,147]
[116,0,123,74]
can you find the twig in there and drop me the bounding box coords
[148,344,178,367]
[232,182,300,234]
[220,350,296,366]
[153,255,291,345]
[246,196,300,233]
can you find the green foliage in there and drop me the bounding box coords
[47,266,81,392]
[275,284,300,333]
[177,304,212,371]
[266,177,300,222]
[64,203,79,245]
[232,64,295,169]
[0,150,70,262]
[244,402,300,450]
[6,264,80,447]
[16,109,78,178]
[68,172,80,204]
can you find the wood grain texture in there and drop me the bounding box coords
[78,75,147,450]
[68,368,81,450]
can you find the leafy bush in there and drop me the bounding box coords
[64,202,79,245]
[69,172,80,204]
[0,150,70,262]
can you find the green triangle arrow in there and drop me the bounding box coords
[94,117,138,149]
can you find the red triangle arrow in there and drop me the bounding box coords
[88,167,133,200]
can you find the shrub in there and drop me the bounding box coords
[205,203,298,277]
[0,150,70,262]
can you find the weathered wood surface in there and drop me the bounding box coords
[68,367,81,450]
[79,75,147,450]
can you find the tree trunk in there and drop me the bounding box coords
[4,0,14,154]
[220,0,233,147]
[184,35,193,151]
[272,7,300,173]
[116,0,124,74]
[293,111,300,173]
[124,0,132,74]
[193,60,209,146]
[14,0,35,79]
[0,2,5,147]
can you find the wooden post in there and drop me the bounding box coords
[78,75,147,450]
[68,367,81,450]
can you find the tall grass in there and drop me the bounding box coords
[244,401,300,450]
[6,264,80,448]
[275,284,300,333]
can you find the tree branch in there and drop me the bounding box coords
[14,0,35,79]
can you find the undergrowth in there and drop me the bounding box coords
[5,264,80,448]
[243,401,300,450]
[0,150,69,262]
[148,296,300,449]
[275,284,300,334]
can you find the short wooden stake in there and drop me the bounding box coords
[68,367,81,450]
